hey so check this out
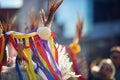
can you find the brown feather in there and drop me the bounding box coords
[73,15,83,43]
[40,0,63,29]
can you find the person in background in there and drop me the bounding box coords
[110,46,120,80]
[91,58,115,80]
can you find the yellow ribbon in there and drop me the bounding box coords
[12,33,37,38]
[49,36,56,61]
[23,48,37,80]
[11,34,37,80]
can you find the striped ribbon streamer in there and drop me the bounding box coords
[11,33,54,79]
[33,35,60,80]
[49,37,56,63]
[49,36,59,64]
[29,37,54,80]
[9,35,37,80]
[23,48,37,80]
[9,36,29,63]
[42,40,62,77]
[13,38,24,80]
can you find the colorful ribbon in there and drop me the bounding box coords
[49,37,56,62]
[29,37,54,80]
[9,34,37,80]
[7,33,61,80]
[42,40,61,77]
[33,35,60,80]
[23,48,37,80]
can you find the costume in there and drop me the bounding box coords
[0,0,86,80]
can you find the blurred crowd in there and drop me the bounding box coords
[89,46,120,80]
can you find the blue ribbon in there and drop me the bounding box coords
[14,38,18,44]
[29,37,54,80]
[42,40,62,77]
[16,56,23,80]
[22,38,26,46]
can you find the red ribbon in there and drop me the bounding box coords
[67,47,86,80]
[8,36,29,63]
[51,32,57,38]
[33,35,60,80]
[0,36,4,74]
